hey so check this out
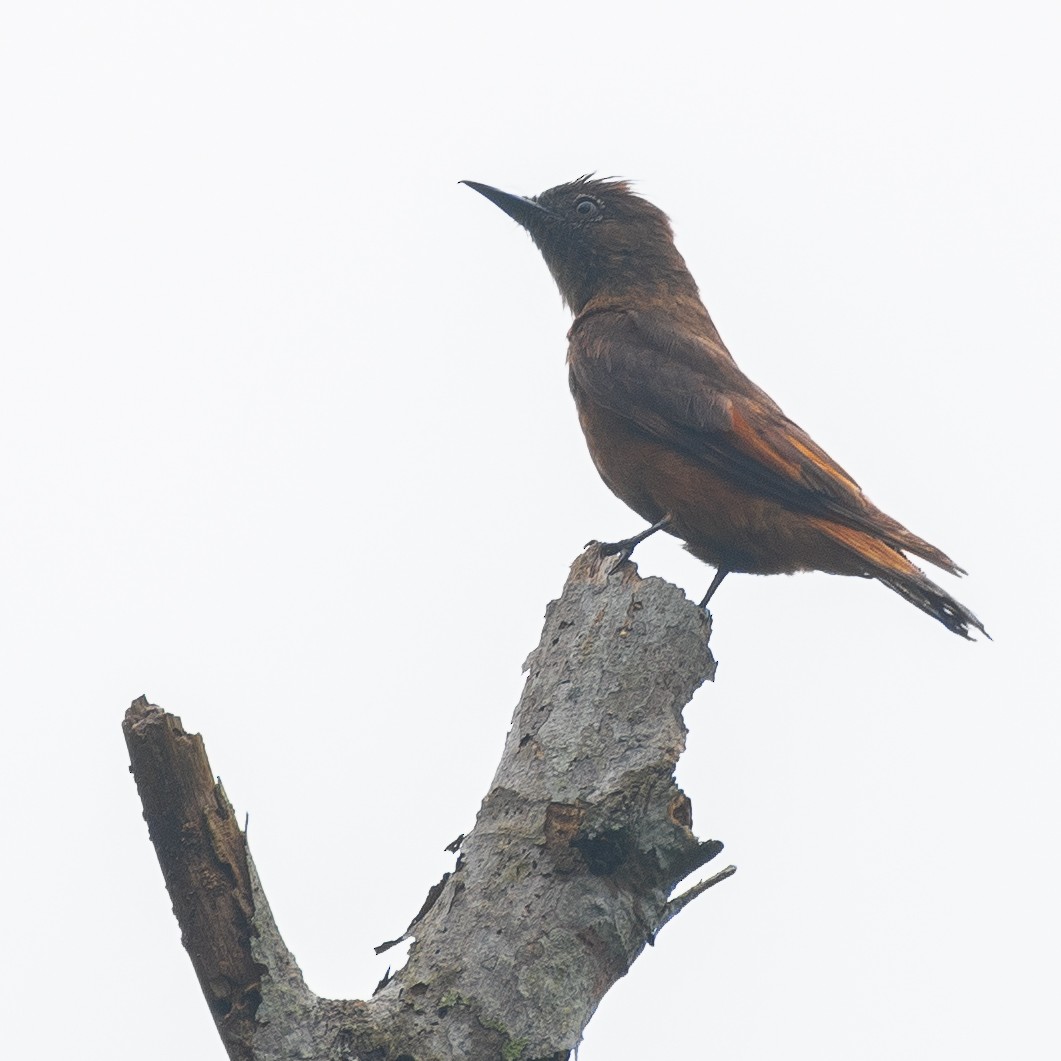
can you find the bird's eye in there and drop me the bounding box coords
[574,197,601,219]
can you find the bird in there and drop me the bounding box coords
[462,176,987,640]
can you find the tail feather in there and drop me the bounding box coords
[816,521,988,640]
[874,565,989,641]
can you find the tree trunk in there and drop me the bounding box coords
[123,545,732,1060]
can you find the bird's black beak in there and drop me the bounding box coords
[461,181,554,231]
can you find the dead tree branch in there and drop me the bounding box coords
[123,545,732,1060]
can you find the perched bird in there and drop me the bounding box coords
[462,176,986,639]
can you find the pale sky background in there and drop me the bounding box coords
[2,3,1058,1058]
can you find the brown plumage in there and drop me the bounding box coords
[463,176,987,639]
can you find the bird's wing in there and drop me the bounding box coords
[568,308,958,570]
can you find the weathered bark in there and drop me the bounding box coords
[124,545,732,1060]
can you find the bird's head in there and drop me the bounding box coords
[462,176,697,313]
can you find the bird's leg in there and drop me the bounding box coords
[595,514,673,571]
[699,568,729,609]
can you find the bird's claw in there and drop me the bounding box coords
[596,538,637,574]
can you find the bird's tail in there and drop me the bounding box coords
[873,564,989,640]
[817,523,989,640]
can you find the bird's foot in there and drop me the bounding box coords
[591,515,674,573]
[594,536,639,571]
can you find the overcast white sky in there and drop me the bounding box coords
[2,3,1058,1057]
